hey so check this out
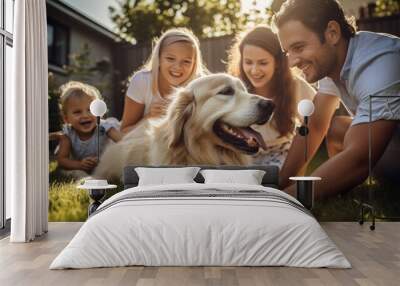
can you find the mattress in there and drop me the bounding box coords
[50,183,351,269]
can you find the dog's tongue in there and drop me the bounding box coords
[241,127,267,150]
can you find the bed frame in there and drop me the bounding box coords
[123,165,280,189]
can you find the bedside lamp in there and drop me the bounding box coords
[297,99,315,163]
[90,99,107,162]
[290,99,318,210]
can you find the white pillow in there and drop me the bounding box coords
[200,169,266,185]
[135,167,200,186]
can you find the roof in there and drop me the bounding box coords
[46,0,121,41]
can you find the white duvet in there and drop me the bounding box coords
[50,183,351,269]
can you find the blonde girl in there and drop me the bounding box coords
[120,28,206,134]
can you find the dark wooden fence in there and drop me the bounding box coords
[358,14,400,37]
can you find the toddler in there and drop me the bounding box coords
[56,81,122,178]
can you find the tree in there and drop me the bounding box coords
[374,0,400,17]
[65,43,112,93]
[109,0,245,43]
[241,1,274,27]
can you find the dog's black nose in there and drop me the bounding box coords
[258,99,274,113]
[256,99,275,125]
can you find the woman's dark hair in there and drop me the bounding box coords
[273,0,357,42]
[227,25,297,137]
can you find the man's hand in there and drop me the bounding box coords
[302,120,398,199]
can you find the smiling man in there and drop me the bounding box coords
[272,0,400,198]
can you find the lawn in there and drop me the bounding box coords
[48,161,123,221]
[48,146,400,222]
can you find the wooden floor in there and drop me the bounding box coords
[0,222,399,286]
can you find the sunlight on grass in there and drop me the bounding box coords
[48,144,399,222]
[49,181,89,222]
[48,160,124,221]
[49,160,90,221]
[49,160,58,173]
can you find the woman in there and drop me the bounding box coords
[227,25,316,168]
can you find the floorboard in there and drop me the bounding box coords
[0,222,399,286]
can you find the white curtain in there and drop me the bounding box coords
[7,0,48,242]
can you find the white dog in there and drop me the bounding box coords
[94,73,274,181]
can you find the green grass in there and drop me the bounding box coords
[49,162,90,221]
[48,161,123,222]
[304,144,400,221]
[49,181,90,221]
[48,146,400,222]
[312,180,400,221]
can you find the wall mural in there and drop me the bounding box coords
[48,1,400,223]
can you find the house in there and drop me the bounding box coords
[46,0,132,118]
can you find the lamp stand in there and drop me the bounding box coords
[355,95,400,230]
[304,116,309,163]
[96,116,100,162]
[88,189,106,216]
[298,116,309,163]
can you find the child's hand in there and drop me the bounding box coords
[79,157,98,171]
[107,127,123,142]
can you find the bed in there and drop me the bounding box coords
[50,165,350,269]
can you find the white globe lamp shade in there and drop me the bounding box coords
[297,99,315,117]
[90,99,107,117]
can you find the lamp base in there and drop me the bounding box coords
[88,189,106,216]
[296,180,314,210]
[290,176,321,210]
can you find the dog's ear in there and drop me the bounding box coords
[166,89,195,148]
